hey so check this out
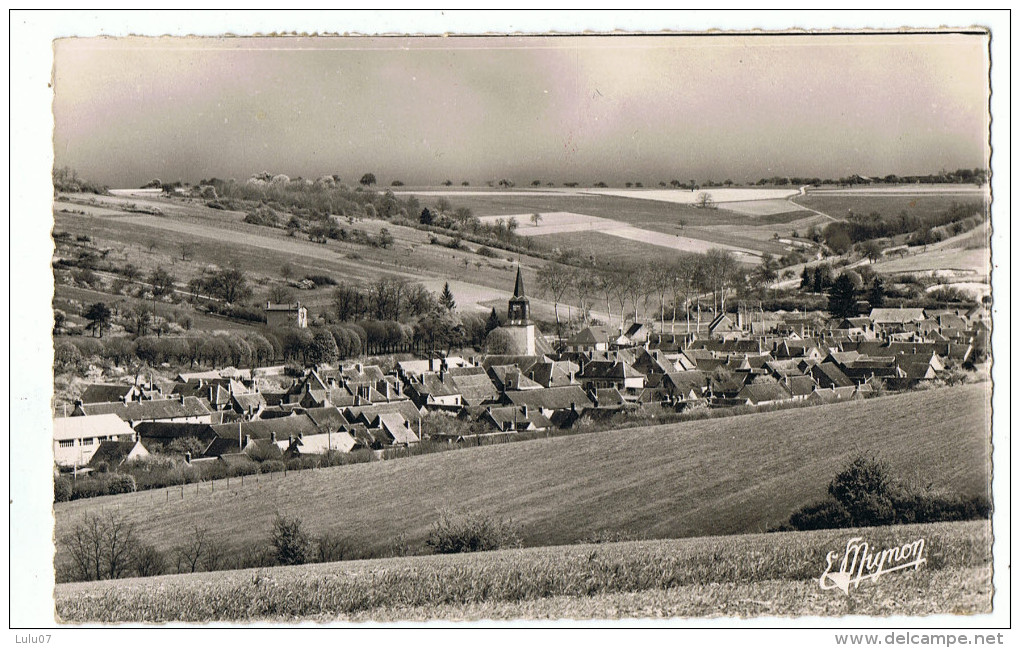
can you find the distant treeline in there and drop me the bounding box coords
[755,168,988,187]
[53,167,108,195]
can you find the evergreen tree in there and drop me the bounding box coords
[800,266,812,290]
[813,265,831,293]
[419,207,434,226]
[440,282,456,311]
[485,307,501,334]
[869,277,886,308]
[827,273,858,319]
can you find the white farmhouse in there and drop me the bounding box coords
[53,413,137,468]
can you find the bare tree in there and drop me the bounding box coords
[537,260,571,339]
[173,525,208,574]
[695,192,715,209]
[59,511,138,582]
[593,264,621,326]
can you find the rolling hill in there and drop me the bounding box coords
[53,384,991,566]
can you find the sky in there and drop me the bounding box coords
[52,33,990,188]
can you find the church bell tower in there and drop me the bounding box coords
[505,266,536,354]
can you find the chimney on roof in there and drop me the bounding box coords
[243,434,251,447]
[184,451,191,464]
[270,431,276,443]
[521,404,528,418]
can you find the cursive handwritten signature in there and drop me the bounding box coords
[819,536,926,594]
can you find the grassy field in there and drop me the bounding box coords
[55,519,991,622]
[871,247,990,276]
[54,385,991,569]
[403,190,772,228]
[792,192,986,223]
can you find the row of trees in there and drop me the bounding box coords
[58,511,352,582]
[535,249,745,332]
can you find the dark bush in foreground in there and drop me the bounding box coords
[780,454,992,532]
[787,498,852,531]
[54,476,73,502]
[425,510,522,554]
[272,515,311,566]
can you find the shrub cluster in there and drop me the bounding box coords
[777,454,992,532]
[62,473,137,500]
[425,510,522,554]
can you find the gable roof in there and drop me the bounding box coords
[87,440,146,467]
[737,381,792,404]
[578,360,645,382]
[810,362,855,388]
[79,383,136,404]
[75,397,212,422]
[211,414,320,442]
[53,413,136,442]
[303,406,352,434]
[528,359,579,388]
[592,388,627,408]
[487,365,545,391]
[287,430,358,454]
[133,422,218,442]
[448,372,500,406]
[567,327,611,346]
[505,385,593,411]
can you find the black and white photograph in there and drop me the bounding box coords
[8,9,1011,640]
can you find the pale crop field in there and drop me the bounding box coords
[391,190,571,197]
[722,199,809,217]
[55,519,991,622]
[476,212,760,258]
[578,187,803,204]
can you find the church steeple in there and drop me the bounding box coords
[507,265,530,325]
[513,265,526,298]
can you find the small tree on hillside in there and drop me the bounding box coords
[272,514,310,566]
[376,228,394,249]
[440,282,457,311]
[861,239,883,264]
[359,173,377,186]
[530,213,543,227]
[84,302,112,338]
[149,266,176,301]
